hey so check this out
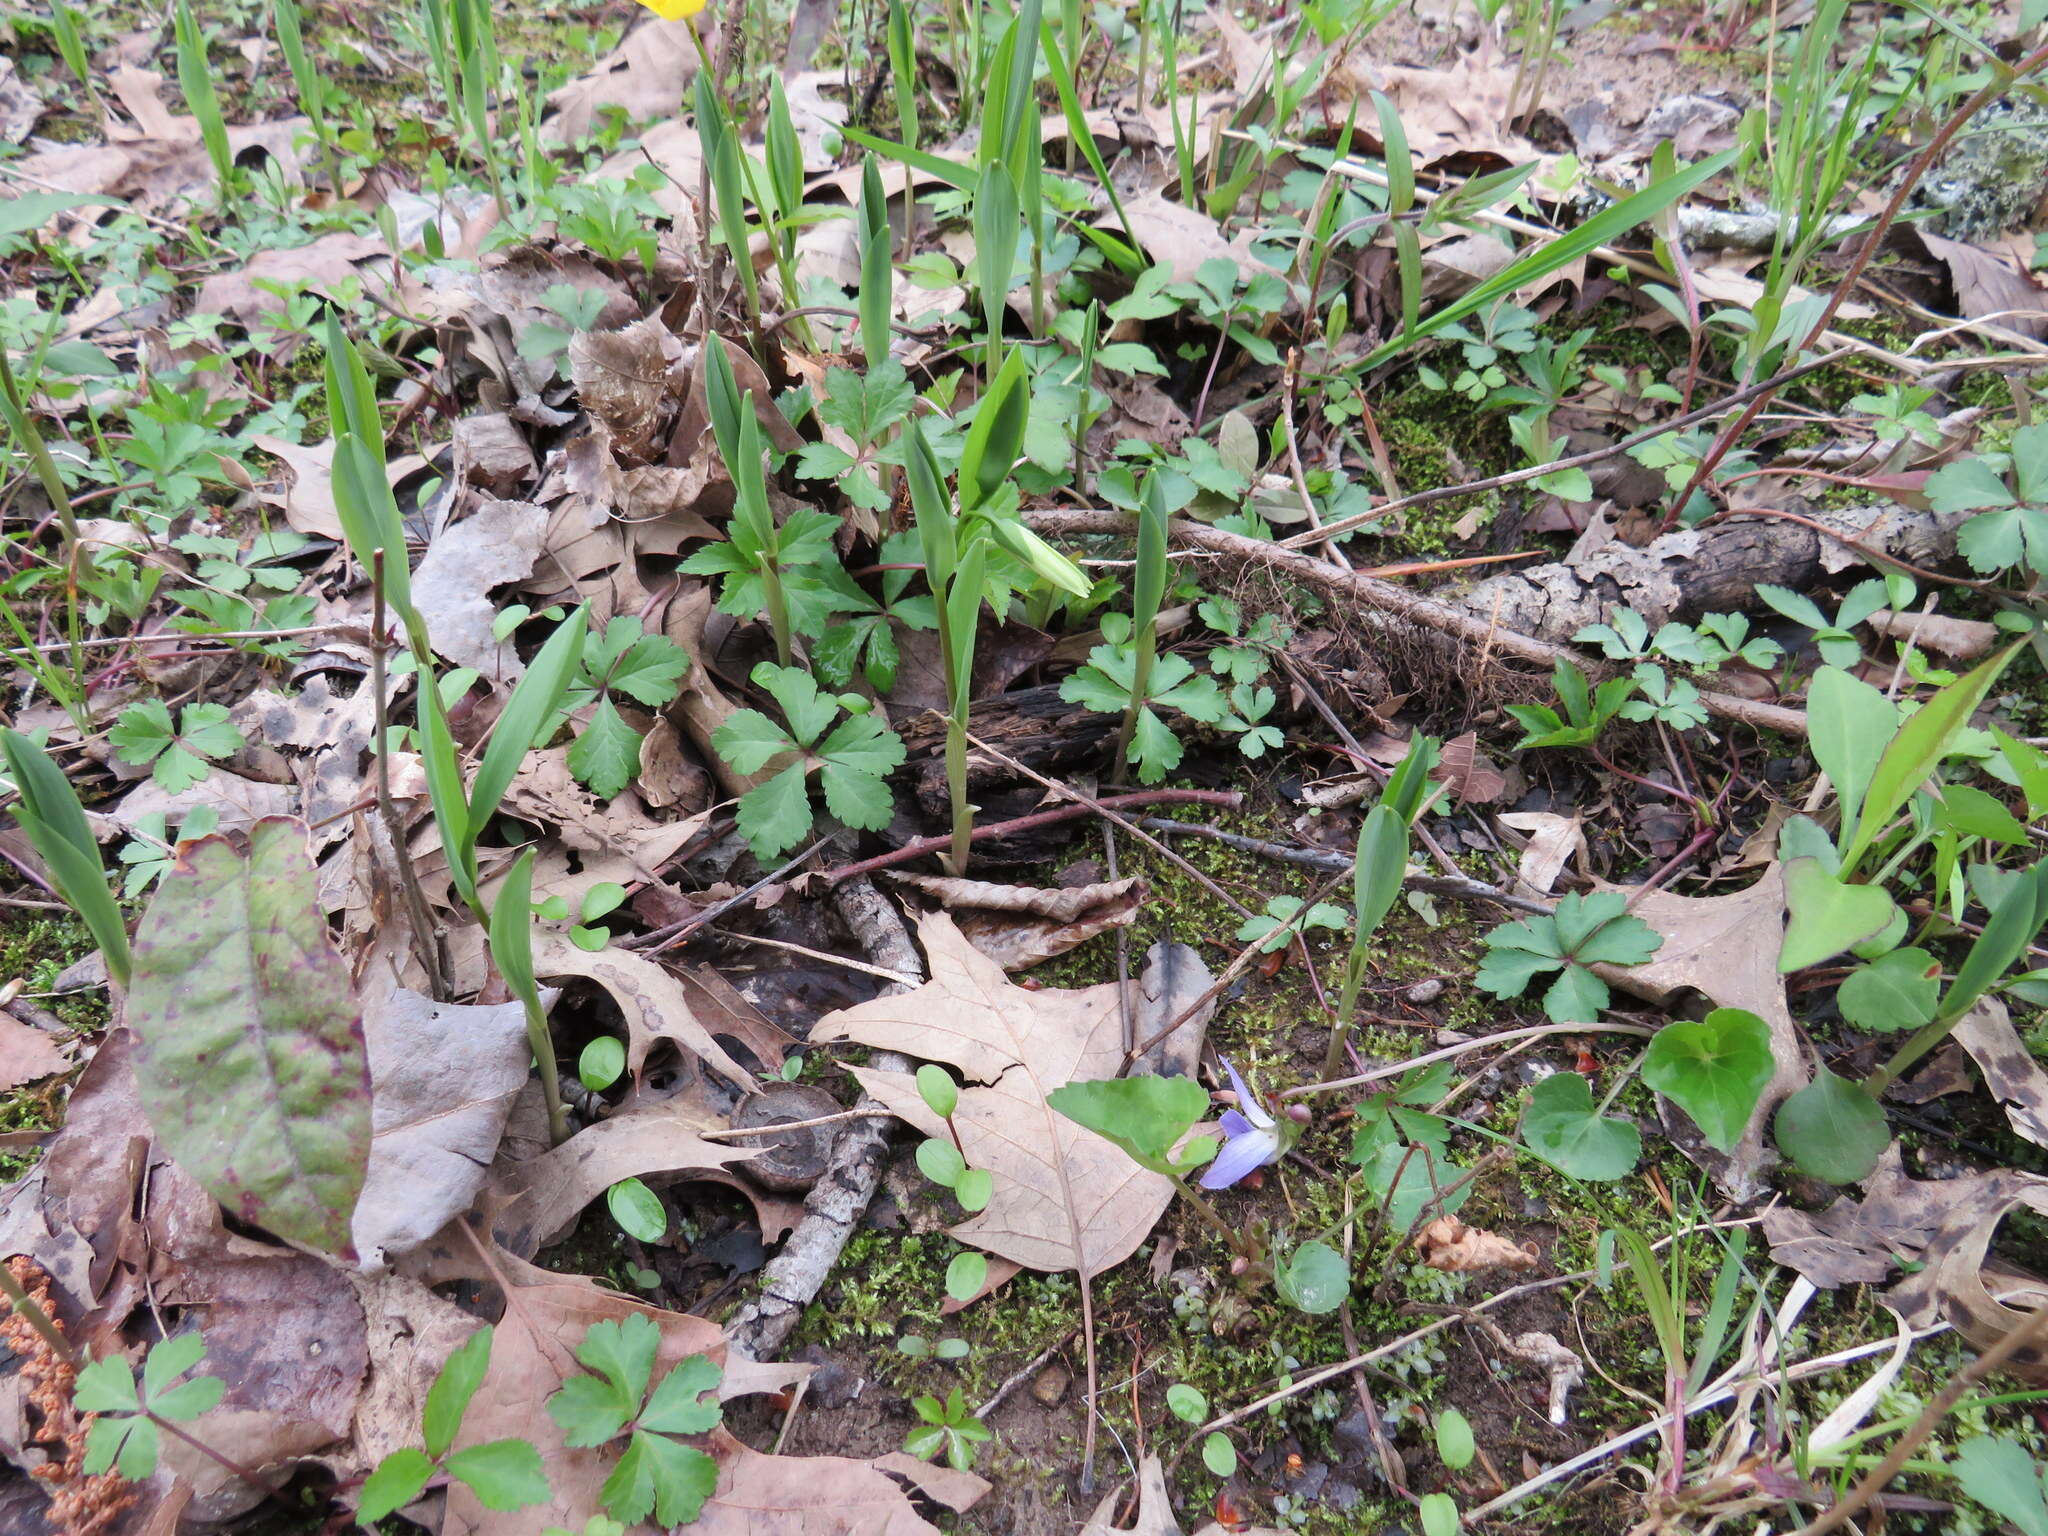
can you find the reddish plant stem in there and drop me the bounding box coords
[824,789,1244,884]
[1658,41,2048,536]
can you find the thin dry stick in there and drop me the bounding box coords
[702,925,918,986]
[701,1108,893,1140]
[369,551,450,1002]
[824,789,1242,885]
[1787,1305,2048,1536]
[1026,510,1811,738]
[1281,348,1350,570]
[974,1329,1081,1420]
[1283,1020,1658,1099]
[957,728,1259,918]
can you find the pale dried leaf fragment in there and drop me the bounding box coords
[1497,810,1585,895]
[813,914,1177,1278]
[350,987,530,1270]
[0,1015,68,1091]
[568,316,683,462]
[894,873,1145,970]
[413,498,550,682]
[543,18,709,143]
[1920,229,2048,340]
[1950,996,2048,1149]
[690,1431,989,1534]
[1417,1216,1538,1272]
[530,932,758,1093]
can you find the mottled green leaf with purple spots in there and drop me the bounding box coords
[126,816,370,1257]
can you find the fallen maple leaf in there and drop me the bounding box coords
[812,913,1176,1278]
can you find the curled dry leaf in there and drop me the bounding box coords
[812,914,1176,1279]
[691,1431,989,1535]
[1416,1216,1538,1273]
[529,929,757,1093]
[893,873,1145,970]
[487,1100,797,1258]
[1949,997,2048,1150]
[0,1015,68,1092]
[1497,810,1585,896]
[350,987,531,1270]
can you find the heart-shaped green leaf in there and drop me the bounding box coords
[1521,1072,1640,1181]
[1641,1009,1774,1152]
[1837,948,1940,1033]
[1774,1070,1888,1184]
[1779,858,1897,973]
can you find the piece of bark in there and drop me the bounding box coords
[897,685,1117,802]
[723,876,918,1363]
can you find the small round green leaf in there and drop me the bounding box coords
[1276,1240,1350,1315]
[916,1136,967,1188]
[1521,1071,1640,1181]
[934,1337,970,1360]
[1202,1432,1237,1477]
[953,1168,994,1212]
[605,1177,667,1241]
[578,1036,626,1091]
[1774,1070,1888,1184]
[581,881,629,922]
[1165,1384,1208,1424]
[1419,1491,1460,1536]
[896,1335,931,1358]
[944,1251,987,1302]
[1435,1407,1475,1471]
[916,1063,959,1118]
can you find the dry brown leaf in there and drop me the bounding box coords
[498,746,709,879]
[1759,1145,1946,1288]
[486,1100,779,1259]
[443,1273,812,1536]
[192,232,387,347]
[674,967,796,1078]
[1080,1454,1181,1536]
[1436,730,1506,805]
[1130,940,1216,1080]
[1951,996,2048,1150]
[0,58,44,144]
[692,1432,990,1534]
[1335,42,1540,165]
[1596,866,1802,1194]
[451,412,536,497]
[1122,189,1273,287]
[1497,810,1585,896]
[814,914,1176,1279]
[351,987,530,1270]
[569,316,684,462]
[414,498,550,681]
[530,933,758,1095]
[0,1015,68,1091]
[1417,1216,1538,1272]
[893,873,1145,970]
[543,18,710,143]
[1920,229,2048,340]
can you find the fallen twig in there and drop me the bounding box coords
[973,1329,1081,1420]
[1025,511,1810,738]
[823,788,1242,885]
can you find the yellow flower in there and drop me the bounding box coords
[637,0,706,17]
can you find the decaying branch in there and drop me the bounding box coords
[1026,510,1813,737]
[723,875,920,1363]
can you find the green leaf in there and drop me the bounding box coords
[1923,453,2015,513]
[1806,666,1897,851]
[568,697,645,801]
[1640,1008,1773,1152]
[73,1355,140,1413]
[604,630,691,707]
[548,1373,635,1449]
[1780,858,1898,972]
[916,1064,959,1119]
[711,709,798,776]
[1435,1407,1475,1471]
[945,1251,987,1301]
[1951,1436,2048,1536]
[606,1177,667,1241]
[916,1136,967,1187]
[1046,1075,1211,1170]
[576,1314,658,1420]
[444,1438,552,1511]
[127,818,371,1256]
[359,1448,437,1524]
[1165,1384,1207,1424]
[1361,1141,1471,1233]
[0,191,120,237]
[86,1413,159,1479]
[734,763,815,863]
[1418,1491,1461,1536]
[1275,1240,1349,1315]
[1522,1072,1640,1181]
[752,662,841,748]
[640,1354,723,1435]
[577,1036,622,1097]
[1,730,130,987]
[637,1432,720,1527]
[1774,1070,1888,1184]
[1540,963,1611,1024]
[1935,784,2029,844]
[954,1168,993,1211]
[424,1326,494,1458]
[1841,644,2022,874]
[148,1373,224,1421]
[1837,948,1940,1033]
[1202,1432,1237,1477]
[471,607,589,830]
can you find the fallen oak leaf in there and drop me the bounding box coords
[530,932,757,1094]
[892,872,1145,970]
[812,913,1176,1278]
[688,1430,989,1534]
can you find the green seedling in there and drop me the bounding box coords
[74,1334,223,1481]
[108,701,244,795]
[903,1388,992,1471]
[1478,890,1663,1023]
[547,1315,722,1528]
[359,1327,548,1523]
[562,618,690,800]
[1,729,130,987]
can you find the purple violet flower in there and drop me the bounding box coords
[1200,1057,1283,1190]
